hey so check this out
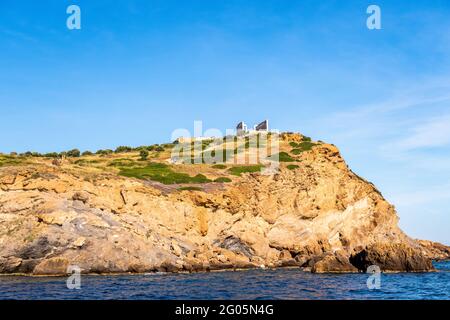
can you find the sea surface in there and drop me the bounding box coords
[0,261,449,300]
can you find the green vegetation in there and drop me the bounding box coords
[287,164,299,170]
[96,149,113,155]
[20,151,41,157]
[178,186,204,191]
[228,165,263,176]
[289,140,317,155]
[115,146,133,153]
[81,151,93,156]
[155,146,165,152]
[269,152,295,162]
[139,149,149,161]
[44,152,59,158]
[289,136,313,147]
[298,141,315,150]
[74,159,102,166]
[119,162,212,184]
[302,136,312,142]
[108,158,139,167]
[214,177,232,183]
[66,149,81,157]
[0,155,26,167]
[137,145,155,151]
[279,152,295,162]
[212,164,227,169]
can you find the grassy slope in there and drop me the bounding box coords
[0,133,320,186]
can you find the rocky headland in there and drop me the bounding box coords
[0,133,448,275]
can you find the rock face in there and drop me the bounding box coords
[418,240,450,261]
[0,139,447,275]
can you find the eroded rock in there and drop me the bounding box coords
[0,138,445,275]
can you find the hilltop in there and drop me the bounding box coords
[0,132,448,275]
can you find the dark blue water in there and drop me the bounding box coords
[0,261,449,300]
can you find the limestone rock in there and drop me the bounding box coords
[312,253,358,273]
[0,135,445,275]
[72,191,89,204]
[349,243,434,272]
[418,240,450,261]
[73,237,86,248]
[33,257,70,275]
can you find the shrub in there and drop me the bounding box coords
[44,152,59,158]
[74,159,101,166]
[228,165,263,176]
[212,164,227,169]
[155,146,165,152]
[214,177,232,183]
[139,149,149,161]
[289,142,299,148]
[290,142,317,155]
[280,152,295,161]
[119,163,212,184]
[108,159,138,167]
[302,136,312,142]
[82,151,93,156]
[66,149,81,157]
[191,174,211,183]
[287,164,299,170]
[0,156,26,167]
[298,141,315,151]
[115,146,133,153]
[96,149,113,155]
[269,152,294,162]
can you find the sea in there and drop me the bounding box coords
[0,261,448,300]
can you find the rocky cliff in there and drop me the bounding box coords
[0,134,448,275]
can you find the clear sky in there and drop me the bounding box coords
[1,0,449,244]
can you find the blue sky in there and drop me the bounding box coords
[1,0,449,244]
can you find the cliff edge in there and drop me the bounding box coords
[0,133,448,275]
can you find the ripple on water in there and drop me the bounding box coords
[0,261,449,300]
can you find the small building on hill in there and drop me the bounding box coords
[236,121,248,136]
[254,120,269,132]
[236,120,269,136]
